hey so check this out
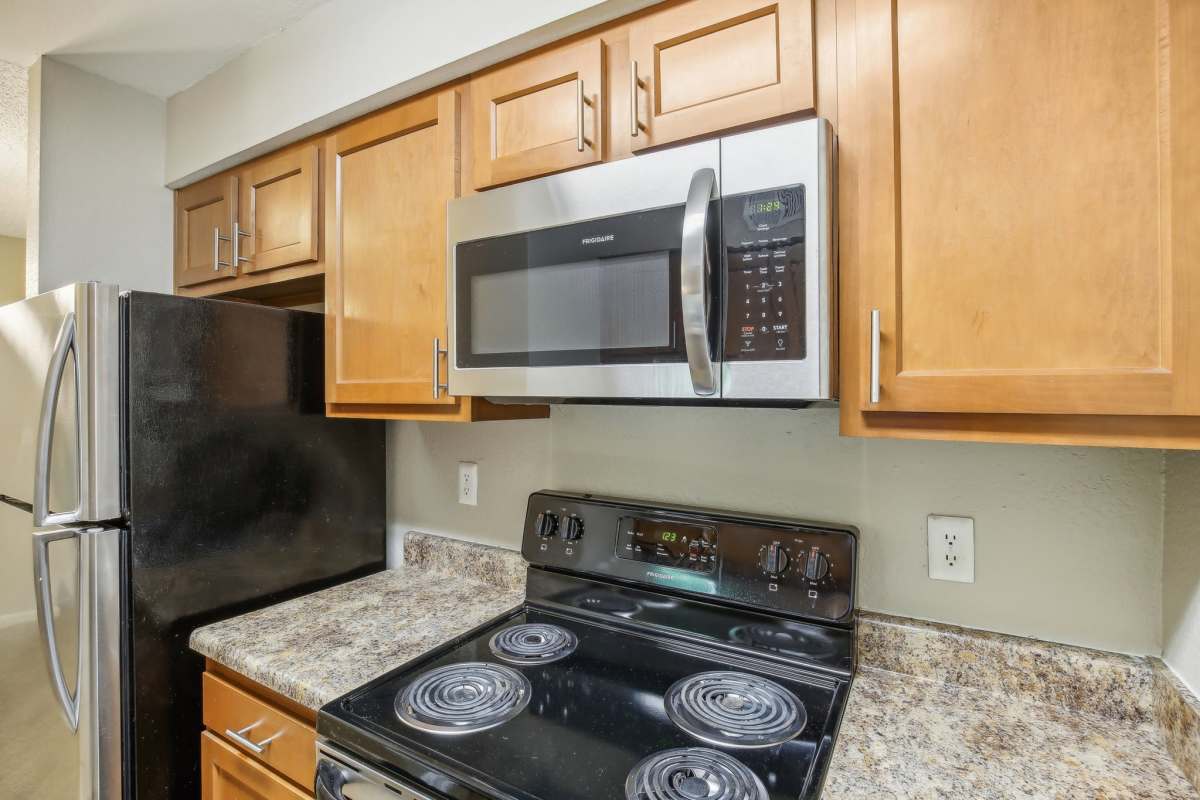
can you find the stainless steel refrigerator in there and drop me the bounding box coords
[0,283,386,798]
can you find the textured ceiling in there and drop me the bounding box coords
[0,60,27,238]
[0,0,330,98]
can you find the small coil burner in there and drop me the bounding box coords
[489,623,578,665]
[625,747,768,800]
[664,671,806,748]
[395,663,530,735]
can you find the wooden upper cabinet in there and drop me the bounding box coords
[843,0,1200,418]
[628,0,814,152]
[238,144,320,275]
[471,38,605,189]
[326,91,460,407]
[175,174,238,288]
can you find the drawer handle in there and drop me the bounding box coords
[225,722,281,755]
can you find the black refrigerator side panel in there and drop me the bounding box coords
[122,292,386,800]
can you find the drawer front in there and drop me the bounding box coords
[202,732,311,800]
[203,672,316,790]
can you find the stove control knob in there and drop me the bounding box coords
[534,511,559,538]
[760,541,789,576]
[560,515,584,541]
[804,548,830,581]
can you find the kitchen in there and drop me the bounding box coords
[0,0,1198,798]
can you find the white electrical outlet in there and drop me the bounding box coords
[927,514,974,583]
[458,461,478,506]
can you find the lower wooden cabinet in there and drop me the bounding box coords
[201,733,311,800]
[201,662,316,799]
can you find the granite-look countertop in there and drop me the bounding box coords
[824,666,1195,799]
[190,567,525,709]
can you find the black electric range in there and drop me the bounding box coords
[317,491,858,800]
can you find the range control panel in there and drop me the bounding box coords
[522,491,857,624]
[723,184,806,362]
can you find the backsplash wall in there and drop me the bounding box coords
[388,405,1165,655]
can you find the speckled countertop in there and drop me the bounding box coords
[191,533,1197,799]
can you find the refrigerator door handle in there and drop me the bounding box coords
[34,312,83,528]
[33,527,82,732]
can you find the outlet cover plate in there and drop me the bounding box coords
[928,514,974,583]
[458,461,478,506]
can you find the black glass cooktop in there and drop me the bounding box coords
[319,601,852,800]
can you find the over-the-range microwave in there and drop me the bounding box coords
[447,118,835,402]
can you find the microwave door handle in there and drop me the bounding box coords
[35,312,83,528]
[681,167,717,396]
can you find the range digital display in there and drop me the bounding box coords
[616,516,717,573]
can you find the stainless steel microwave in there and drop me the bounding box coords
[447,118,835,402]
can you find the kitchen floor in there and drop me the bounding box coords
[0,620,77,797]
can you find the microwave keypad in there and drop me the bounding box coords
[724,185,806,362]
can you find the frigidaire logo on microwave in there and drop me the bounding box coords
[581,234,615,245]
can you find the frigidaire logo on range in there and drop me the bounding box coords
[581,234,615,245]
[645,570,678,581]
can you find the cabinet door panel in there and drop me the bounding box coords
[472,38,604,188]
[201,732,309,800]
[327,92,460,406]
[629,0,814,151]
[847,0,1200,415]
[240,144,319,274]
[175,175,238,288]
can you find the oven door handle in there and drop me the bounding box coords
[681,167,717,396]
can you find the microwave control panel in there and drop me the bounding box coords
[723,184,806,362]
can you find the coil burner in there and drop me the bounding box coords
[625,747,768,800]
[664,670,806,748]
[395,663,530,735]
[489,623,578,665]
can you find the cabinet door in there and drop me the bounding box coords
[326,91,460,406]
[201,732,310,800]
[175,174,238,288]
[471,38,604,189]
[845,0,1200,416]
[239,144,320,275]
[628,0,813,152]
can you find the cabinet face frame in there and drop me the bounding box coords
[175,175,239,288]
[239,144,320,275]
[628,0,815,152]
[844,0,1198,418]
[471,37,605,189]
[325,90,461,407]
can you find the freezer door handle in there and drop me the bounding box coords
[33,527,81,732]
[34,312,83,528]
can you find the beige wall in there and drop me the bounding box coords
[390,406,1165,655]
[1164,452,1200,692]
[0,236,24,303]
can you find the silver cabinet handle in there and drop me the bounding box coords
[630,60,640,137]
[33,528,81,732]
[232,222,251,272]
[34,312,82,527]
[432,337,449,399]
[681,168,717,396]
[869,309,881,404]
[576,78,584,152]
[213,227,231,271]
[225,722,280,755]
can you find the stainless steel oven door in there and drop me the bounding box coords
[447,139,721,400]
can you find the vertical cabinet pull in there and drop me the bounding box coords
[432,338,450,399]
[629,60,640,137]
[869,309,881,404]
[575,78,592,153]
[233,222,251,270]
[213,227,231,271]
